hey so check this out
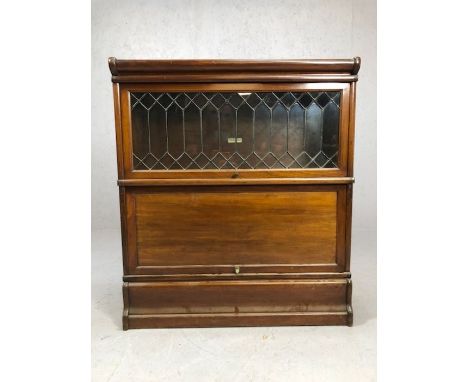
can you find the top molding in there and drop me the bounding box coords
[109,57,361,83]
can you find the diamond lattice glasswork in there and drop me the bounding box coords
[130,91,341,170]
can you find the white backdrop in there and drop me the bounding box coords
[91,0,376,232]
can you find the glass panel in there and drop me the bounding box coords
[184,102,201,158]
[237,103,254,162]
[130,91,341,170]
[167,104,184,159]
[288,104,305,157]
[254,104,270,157]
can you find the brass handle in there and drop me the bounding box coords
[234,265,240,274]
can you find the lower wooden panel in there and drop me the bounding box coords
[125,185,347,275]
[123,279,352,329]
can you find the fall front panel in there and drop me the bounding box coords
[124,185,347,274]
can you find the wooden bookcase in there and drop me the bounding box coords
[109,57,360,329]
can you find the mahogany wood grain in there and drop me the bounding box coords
[136,190,337,266]
[128,280,347,314]
[345,184,354,272]
[123,185,347,275]
[120,82,349,92]
[346,278,353,326]
[119,187,129,274]
[112,83,124,179]
[109,57,361,84]
[109,58,360,329]
[109,57,360,75]
[122,271,352,282]
[123,279,352,328]
[122,282,129,330]
[347,81,357,176]
[117,177,355,187]
[127,312,349,329]
[113,73,358,83]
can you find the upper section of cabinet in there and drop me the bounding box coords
[110,59,359,182]
[109,57,360,83]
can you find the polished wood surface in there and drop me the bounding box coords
[109,57,361,75]
[127,312,349,329]
[124,279,351,328]
[134,189,337,266]
[125,185,347,275]
[128,280,347,314]
[122,271,351,282]
[109,58,360,329]
[117,177,354,186]
[109,57,361,83]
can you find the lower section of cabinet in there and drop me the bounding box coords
[123,278,353,329]
[123,185,349,276]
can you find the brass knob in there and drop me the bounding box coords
[234,265,240,274]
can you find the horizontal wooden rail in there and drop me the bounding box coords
[123,272,352,282]
[118,177,355,186]
[109,57,361,74]
[112,73,359,83]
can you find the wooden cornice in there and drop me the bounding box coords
[109,57,361,83]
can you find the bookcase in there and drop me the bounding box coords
[109,57,360,329]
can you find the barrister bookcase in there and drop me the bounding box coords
[109,57,360,329]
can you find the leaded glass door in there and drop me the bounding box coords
[120,84,350,179]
